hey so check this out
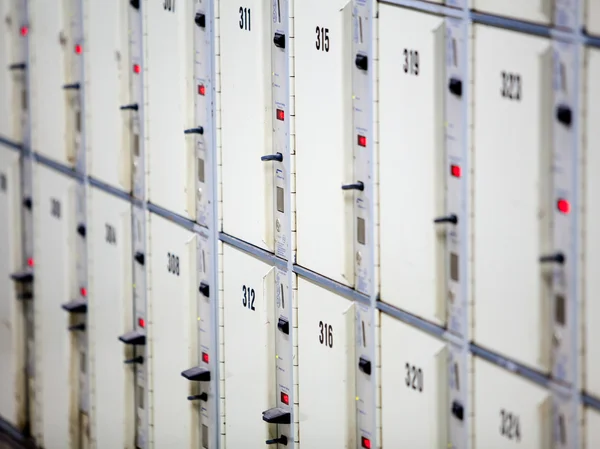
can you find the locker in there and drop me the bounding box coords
[87,0,132,191]
[584,47,600,398]
[0,150,25,429]
[294,0,353,285]
[222,244,277,446]
[587,0,600,36]
[379,6,447,325]
[472,25,553,372]
[146,1,195,217]
[297,279,355,447]
[473,357,551,448]
[585,407,600,448]
[33,164,75,448]
[148,213,197,447]
[380,314,448,447]
[470,0,553,25]
[221,0,274,251]
[88,187,134,448]
[29,1,72,165]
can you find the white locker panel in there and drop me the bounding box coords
[148,213,197,448]
[473,25,553,372]
[29,1,70,165]
[34,164,75,448]
[146,1,194,218]
[87,0,131,191]
[0,150,24,428]
[88,187,134,449]
[584,47,600,398]
[220,0,274,251]
[295,0,353,285]
[585,407,600,448]
[0,1,23,142]
[380,314,448,448]
[473,357,551,448]
[297,279,355,447]
[379,6,447,325]
[223,244,276,446]
[586,0,600,36]
[470,0,552,25]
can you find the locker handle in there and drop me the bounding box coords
[266,436,288,445]
[277,317,289,335]
[10,271,33,283]
[448,78,463,97]
[539,252,565,264]
[77,223,86,238]
[199,282,210,298]
[124,356,144,365]
[187,393,208,401]
[23,197,32,210]
[433,214,458,225]
[61,299,88,314]
[195,13,206,28]
[451,400,464,421]
[130,0,140,9]
[556,105,572,127]
[63,82,80,90]
[68,323,86,332]
[261,153,283,162]
[355,54,368,71]
[273,32,286,49]
[341,181,364,191]
[181,366,211,382]
[120,103,139,111]
[184,127,204,135]
[134,252,145,265]
[358,356,371,375]
[8,63,26,71]
[118,330,146,346]
[262,407,291,424]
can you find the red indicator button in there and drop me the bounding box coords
[80,287,87,297]
[133,64,141,74]
[280,392,289,405]
[450,164,461,178]
[202,352,209,364]
[198,84,206,96]
[361,437,371,449]
[74,44,82,55]
[357,135,367,147]
[557,198,570,214]
[276,109,285,121]
[27,258,34,267]
[20,26,28,37]
[138,317,145,328]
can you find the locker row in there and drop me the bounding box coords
[1,157,600,449]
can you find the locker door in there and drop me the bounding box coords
[223,244,276,446]
[0,150,24,428]
[470,0,552,24]
[295,0,353,285]
[146,1,194,218]
[587,0,600,36]
[34,164,74,448]
[584,47,600,398]
[88,187,134,449]
[29,1,69,165]
[473,25,553,372]
[297,279,355,447]
[379,6,447,325]
[87,0,131,191]
[473,358,551,448]
[585,407,600,447]
[221,0,274,251]
[149,214,197,448]
[380,315,448,447]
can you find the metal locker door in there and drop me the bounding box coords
[380,315,448,448]
[223,244,277,446]
[34,164,75,448]
[584,47,600,399]
[473,25,553,373]
[87,0,132,191]
[587,0,600,36]
[294,0,353,286]
[470,0,553,24]
[220,0,274,251]
[149,214,197,448]
[379,5,447,326]
[0,150,25,429]
[88,187,134,449]
[585,407,600,447]
[297,279,355,448]
[473,357,552,448]
[146,1,195,218]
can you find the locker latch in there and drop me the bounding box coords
[181,366,211,382]
[262,407,291,424]
[277,317,289,335]
[358,356,371,375]
[10,271,34,283]
[273,33,286,49]
[556,105,572,127]
[448,78,463,97]
[77,223,86,238]
[355,54,368,71]
[61,299,88,314]
[451,400,464,421]
[266,436,288,445]
[188,393,208,401]
[261,153,283,162]
[8,63,26,71]
[539,252,565,265]
[199,282,210,298]
[63,82,80,90]
[341,181,364,192]
[195,13,206,28]
[23,197,32,210]
[434,214,458,225]
[68,323,86,332]
[134,252,145,266]
[129,0,140,9]
[118,330,146,346]
[124,356,144,365]
[120,103,139,111]
[184,127,204,135]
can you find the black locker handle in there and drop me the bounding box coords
[262,407,291,424]
[184,127,204,135]
[266,436,288,445]
[261,153,283,162]
[63,82,81,90]
[434,214,458,225]
[341,182,364,191]
[539,252,565,265]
